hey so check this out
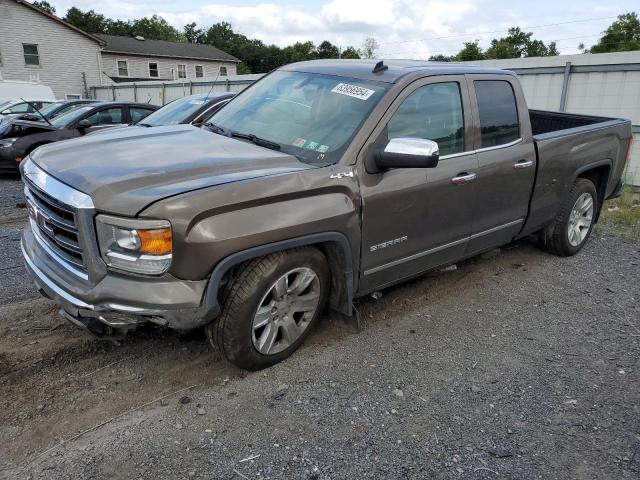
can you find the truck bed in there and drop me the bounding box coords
[529,109,620,137]
[523,109,632,236]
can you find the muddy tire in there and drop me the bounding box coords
[542,178,597,257]
[206,247,330,370]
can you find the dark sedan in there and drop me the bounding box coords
[13,99,99,123]
[0,101,158,172]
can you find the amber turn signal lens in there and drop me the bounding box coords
[138,228,172,255]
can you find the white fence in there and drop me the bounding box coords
[91,53,640,188]
[90,74,264,106]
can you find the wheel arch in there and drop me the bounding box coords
[203,232,355,318]
[574,160,611,222]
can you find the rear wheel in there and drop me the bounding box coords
[207,247,330,370]
[542,178,597,256]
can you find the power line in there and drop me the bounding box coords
[377,15,617,46]
[378,33,615,57]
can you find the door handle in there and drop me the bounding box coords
[451,172,477,184]
[514,159,534,169]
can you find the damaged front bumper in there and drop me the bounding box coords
[22,225,220,337]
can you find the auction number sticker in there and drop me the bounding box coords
[331,83,375,100]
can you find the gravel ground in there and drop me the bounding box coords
[0,175,639,479]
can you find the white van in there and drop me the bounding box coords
[0,80,56,103]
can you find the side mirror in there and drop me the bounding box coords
[77,119,92,130]
[1,110,11,115]
[375,138,440,170]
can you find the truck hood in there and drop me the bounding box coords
[29,125,315,215]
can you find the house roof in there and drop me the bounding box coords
[95,34,240,63]
[12,0,105,45]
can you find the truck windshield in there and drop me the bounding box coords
[208,71,388,165]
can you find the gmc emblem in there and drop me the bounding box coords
[27,201,55,237]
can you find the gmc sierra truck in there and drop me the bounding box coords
[21,60,633,370]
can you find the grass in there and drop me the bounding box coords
[596,185,640,242]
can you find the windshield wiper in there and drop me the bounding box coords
[203,122,227,136]
[230,131,281,151]
[137,122,153,127]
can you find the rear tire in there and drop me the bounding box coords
[206,247,330,370]
[542,178,597,257]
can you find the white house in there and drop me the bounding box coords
[0,0,240,99]
[96,34,239,83]
[0,0,104,99]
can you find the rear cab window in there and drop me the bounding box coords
[474,80,520,148]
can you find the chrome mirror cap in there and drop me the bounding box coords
[384,137,439,157]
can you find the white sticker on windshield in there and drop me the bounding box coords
[331,83,375,101]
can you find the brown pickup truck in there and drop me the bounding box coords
[21,60,633,370]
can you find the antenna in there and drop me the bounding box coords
[372,61,388,74]
[203,67,223,104]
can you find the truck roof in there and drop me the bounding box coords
[282,59,515,84]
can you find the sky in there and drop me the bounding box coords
[45,0,638,58]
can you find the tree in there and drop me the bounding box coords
[428,54,454,62]
[32,1,55,14]
[485,27,558,59]
[340,46,361,59]
[360,37,379,59]
[316,41,340,59]
[184,22,205,44]
[456,40,485,61]
[282,41,317,63]
[130,15,183,42]
[590,12,640,53]
[64,7,110,33]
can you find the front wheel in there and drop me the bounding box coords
[207,247,330,370]
[542,178,597,256]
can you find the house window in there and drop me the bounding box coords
[177,64,186,79]
[149,62,159,78]
[117,59,129,77]
[195,65,204,78]
[23,44,40,66]
[219,66,228,76]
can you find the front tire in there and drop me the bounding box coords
[207,247,330,370]
[542,178,597,257]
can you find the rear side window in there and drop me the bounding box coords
[387,82,465,156]
[474,80,520,148]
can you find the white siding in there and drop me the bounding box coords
[0,0,102,99]
[100,53,237,83]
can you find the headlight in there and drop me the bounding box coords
[95,214,172,275]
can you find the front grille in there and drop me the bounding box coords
[26,181,86,272]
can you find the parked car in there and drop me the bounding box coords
[0,80,55,103]
[21,60,632,370]
[12,99,99,123]
[0,99,56,124]
[140,93,235,127]
[87,93,234,138]
[0,101,158,172]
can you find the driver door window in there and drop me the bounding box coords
[387,82,465,156]
[85,107,124,126]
